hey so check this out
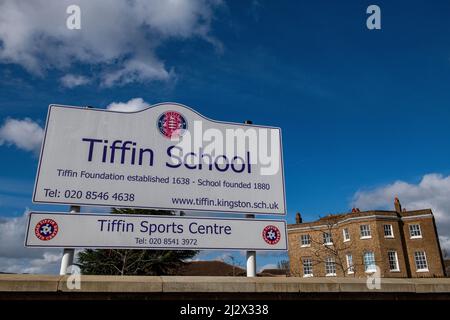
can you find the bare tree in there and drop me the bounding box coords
[277,259,290,271]
[222,254,244,276]
[307,216,353,277]
[306,215,381,277]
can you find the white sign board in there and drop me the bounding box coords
[25,212,287,251]
[33,103,286,215]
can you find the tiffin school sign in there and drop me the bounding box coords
[33,103,286,215]
[27,102,287,254]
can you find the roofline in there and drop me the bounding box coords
[288,211,433,232]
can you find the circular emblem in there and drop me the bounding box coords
[157,111,187,139]
[35,219,59,241]
[262,225,281,245]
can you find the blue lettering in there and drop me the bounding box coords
[82,138,154,166]
[166,147,252,174]
[189,222,232,235]
[166,146,182,168]
[82,138,103,161]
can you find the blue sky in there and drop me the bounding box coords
[1,0,450,273]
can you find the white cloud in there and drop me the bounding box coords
[0,252,61,274]
[0,211,61,274]
[60,74,91,88]
[213,253,234,262]
[0,118,44,155]
[0,97,152,157]
[352,173,450,251]
[440,236,450,257]
[0,0,222,87]
[106,98,151,112]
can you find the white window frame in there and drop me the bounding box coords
[387,251,400,272]
[323,232,333,246]
[325,257,336,276]
[409,224,422,239]
[384,224,394,238]
[360,224,372,239]
[343,228,350,242]
[414,251,429,272]
[346,254,354,274]
[302,258,313,277]
[300,234,311,247]
[363,251,376,273]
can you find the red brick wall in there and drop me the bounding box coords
[402,216,445,277]
[288,211,445,278]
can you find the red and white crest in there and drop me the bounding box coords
[35,219,59,241]
[157,111,187,139]
[262,225,281,245]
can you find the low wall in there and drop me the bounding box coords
[1,275,450,300]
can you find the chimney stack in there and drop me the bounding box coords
[295,212,302,224]
[394,197,402,213]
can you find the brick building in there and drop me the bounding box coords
[288,198,446,278]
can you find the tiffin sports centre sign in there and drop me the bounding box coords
[27,102,287,252]
[26,212,287,251]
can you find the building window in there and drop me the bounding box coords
[302,258,313,277]
[384,224,394,238]
[414,251,429,272]
[388,251,400,271]
[300,234,311,247]
[323,232,333,245]
[343,228,350,242]
[346,254,354,274]
[409,224,422,238]
[325,257,336,276]
[363,251,376,272]
[360,225,371,239]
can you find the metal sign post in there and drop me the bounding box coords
[244,120,256,277]
[59,205,79,275]
[246,213,257,277]
[59,106,88,275]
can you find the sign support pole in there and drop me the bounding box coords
[59,105,89,276]
[244,120,257,277]
[59,205,80,275]
[246,213,257,277]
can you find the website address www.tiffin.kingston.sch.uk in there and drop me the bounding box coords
[171,197,279,210]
